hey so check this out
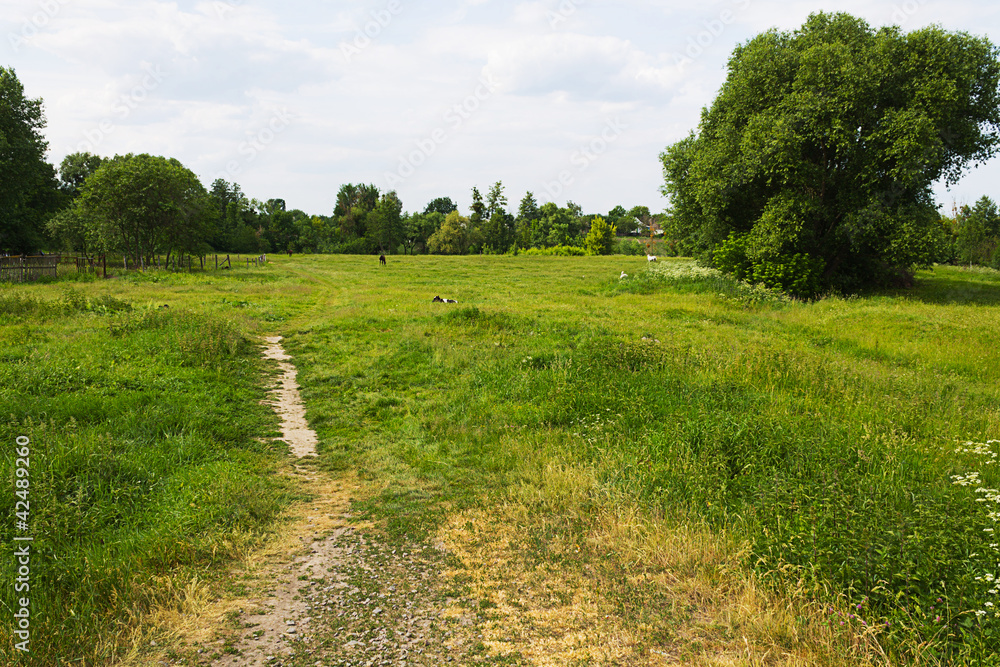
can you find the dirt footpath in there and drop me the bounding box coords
[134,335,761,667]
[133,337,500,667]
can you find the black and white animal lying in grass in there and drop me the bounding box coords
[432,296,458,303]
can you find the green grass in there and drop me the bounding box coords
[277,256,1000,663]
[0,267,298,665]
[3,256,1000,663]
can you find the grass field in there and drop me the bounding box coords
[2,255,1000,664]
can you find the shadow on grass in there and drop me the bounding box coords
[890,266,1000,306]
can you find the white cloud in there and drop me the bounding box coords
[483,32,682,102]
[5,0,1000,216]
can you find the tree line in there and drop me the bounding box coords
[1,66,660,263]
[8,12,1000,292]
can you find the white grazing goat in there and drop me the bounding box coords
[646,254,657,262]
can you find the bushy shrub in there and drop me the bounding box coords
[520,245,587,256]
[713,234,824,298]
[329,236,374,255]
[613,238,646,256]
[712,234,752,281]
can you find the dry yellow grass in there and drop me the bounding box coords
[438,497,891,666]
[114,463,372,666]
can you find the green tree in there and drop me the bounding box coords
[584,216,615,255]
[607,205,634,235]
[955,196,1000,266]
[423,197,457,216]
[481,181,514,252]
[45,206,100,257]
[59,152,104,197]
[209,179,244,216]
[264,208,296,253]
[486,181,507,219]
[661,12,1000,295]
[404,211,444,254]
[469,186,486,226]
[78,154,213,266]
[428,210,477,255]
[368,190,404,253]
[334,183,380,239]
[515,191,541,248]
[0,67,59,252]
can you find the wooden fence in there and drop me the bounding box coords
[0,253,268,282]
[0,255,60,283]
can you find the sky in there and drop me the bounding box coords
[4,0,1000,217]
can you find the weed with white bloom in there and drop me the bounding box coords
[952,440,1000,619]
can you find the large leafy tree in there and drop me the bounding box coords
[661,13,1000,294]
[0,67,61,252]
[955,195,1000,267]
[367,190,404,253]
[58,152,104,197]
[78,154,213,265]
[428,210,479,255]
[209,178,244,218]
[584,216,615,255]
[47,152,106,254]
[423,197,457,216]
[333,183,380,239]
[403,211,444,254]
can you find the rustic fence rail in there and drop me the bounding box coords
[0,253,266,282]
[0,255,60,283]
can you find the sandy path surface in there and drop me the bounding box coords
[262,336,317,458]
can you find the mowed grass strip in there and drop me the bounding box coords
[280,255,1000,663]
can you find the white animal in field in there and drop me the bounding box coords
[620,271,628,279]
[647,255,657,262]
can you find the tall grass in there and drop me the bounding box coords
[280,255,1000,663]
[0,280,293,665]
[3,255,999,663]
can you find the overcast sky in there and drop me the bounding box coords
[5,0,1000,217]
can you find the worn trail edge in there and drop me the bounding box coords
[128,326,828,666]
[262,336,317,459]
[133,336,495,667]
